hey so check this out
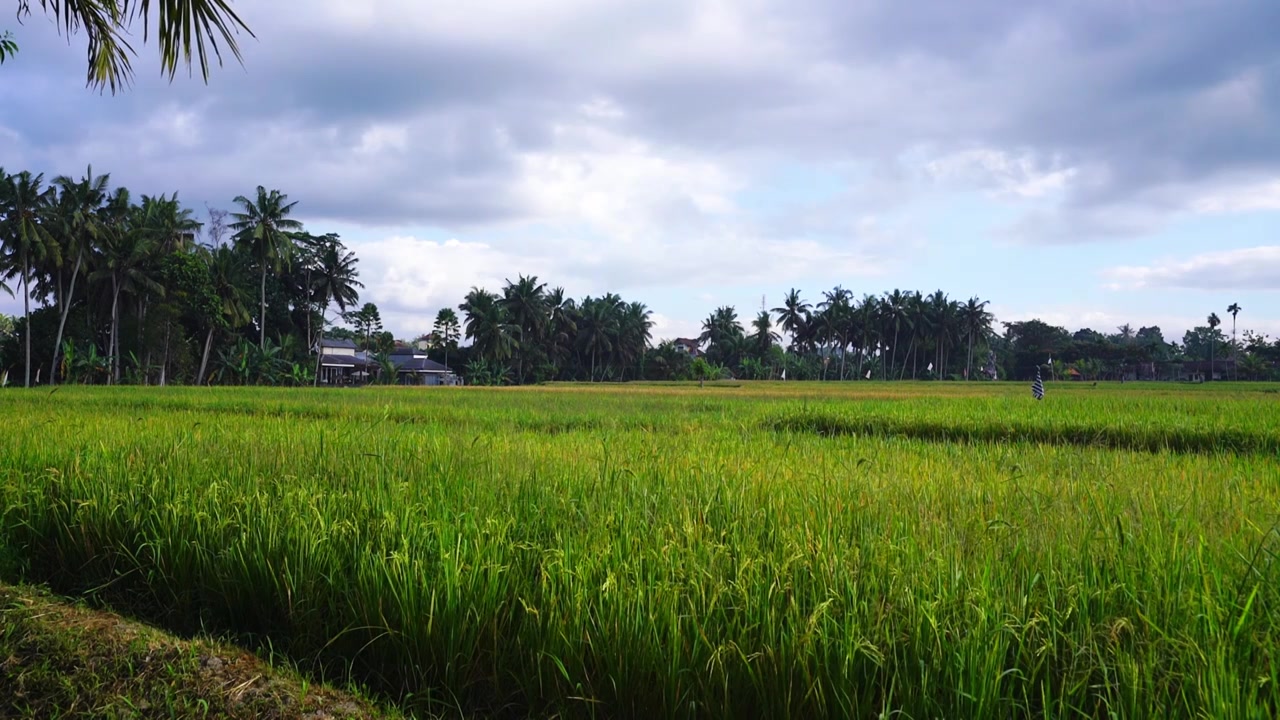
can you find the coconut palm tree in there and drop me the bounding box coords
[310,235,363,385]
[771,288,810,353]
[750,310,780,360]
[1207,312,1221,381]
[460,288,517,369]
[501,275,547,383]
[1227,302,1241,379]
[230,186,303,348]
[616,301,654,380]
[881,289,909,377]
[90,189,163,383]
[544,288,577,371]
[817,286,852,380]
[0,169,59,386]
[197,244,251,384]
[15,0,253,94]
[577,296,618,382]
[47,166,110,383]
[959,296,993,380]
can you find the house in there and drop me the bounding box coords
[1174,360,1235,382]
[316,338,373,385]
[389,346,457,386]
[673,338,703,358]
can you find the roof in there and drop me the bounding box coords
[391,356,452,373]
[319,337,358,349]
[389,346,421,356]
[319,353,372,368]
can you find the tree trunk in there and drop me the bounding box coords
[260,265,267,348]
[966,331,974,381]
[160,320,171,386]
[49,250,83,385]
[838,336,847,381]
[899,334,914,380]
[313,302,326,387]
[22,256,31,388]
[110,279,121,384]
[198,327,214,386]
[138,297,151,384]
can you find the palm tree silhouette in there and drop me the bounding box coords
[1207,312,1221,381]
[1227,303,1241,380]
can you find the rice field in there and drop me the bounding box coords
[2,382,1279,718]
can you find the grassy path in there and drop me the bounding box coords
[0,583,402,719]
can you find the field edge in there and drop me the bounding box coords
[0,582,409,720]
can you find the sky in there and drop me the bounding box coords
[2,0,1278,344]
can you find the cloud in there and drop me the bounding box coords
[1102,246,1280,291]
[5,0,1280,335]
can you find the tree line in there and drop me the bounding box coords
[0,167,361,387]
[5,167,1279,387]
[424,282,1278,384]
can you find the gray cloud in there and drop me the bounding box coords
[2,0,1278,317]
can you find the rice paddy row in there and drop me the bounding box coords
[2,382,1278,718]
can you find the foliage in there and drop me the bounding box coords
[0,30,16,63]
[0,166,365,387]
[12,0,253,93]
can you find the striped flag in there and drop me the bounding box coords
[1032,367,1045,400]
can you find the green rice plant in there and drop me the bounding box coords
[0,382,1278,718]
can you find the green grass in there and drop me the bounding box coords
[0,583,400,719]
[1,382,1279,718]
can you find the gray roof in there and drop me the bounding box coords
[319,353,371,368]
[319,337,358,349]
[391,356,452,373]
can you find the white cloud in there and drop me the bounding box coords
[347,235,552,335]
[925,148,1077,199]
[649,313,702,342]
[1190,180,1280,214]
[1102,246,1280,291]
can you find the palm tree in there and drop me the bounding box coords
[882,289,908,378]
[1227,303,1241,379]
[230,186,303,348]
[749,310,780,359]
[500,275,547,383]
[197,245,251,384]
[616,301,654,380]
[310,236,363,386]
[0,169,59,386]
[577,296,617,382]
[432,308,461,372]
[771,288,810,353]
[544,287,577,371]
[699,305,744,369]
[959,297,993,380]
[16,0,253,94]
[90,189,163,383]
[460,288,517,369]
[47,166,110,384]
[817,286,852,380]
[1207,312,1221,381]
